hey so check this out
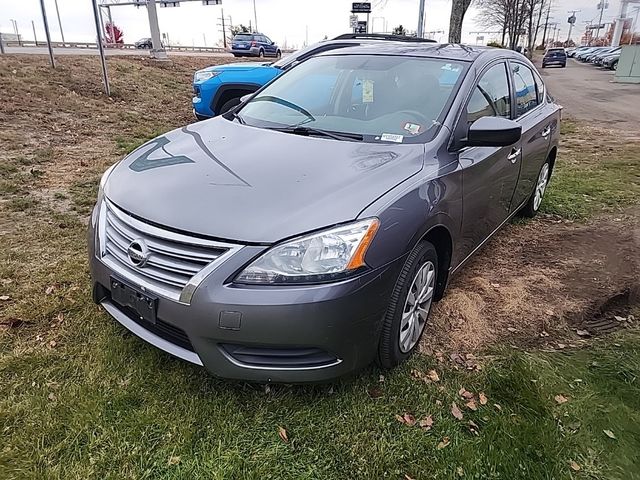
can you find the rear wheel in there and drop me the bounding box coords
[520,161,550,218]
[377,241,438,368]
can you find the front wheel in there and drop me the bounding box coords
[520,161,550,218]
[276,50,282,59]
[377,241,438,368]
[258,49,264,58]
[218,97,241,115]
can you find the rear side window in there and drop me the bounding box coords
[511,63,538,117]
[534,73,545,105]
[466,63,511,124]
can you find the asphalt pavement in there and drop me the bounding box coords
[539,57,640,130]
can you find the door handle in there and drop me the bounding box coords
[507,148,521,163]
[541,126,551,138]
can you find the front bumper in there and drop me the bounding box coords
[88,209,403,383]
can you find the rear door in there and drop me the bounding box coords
[508,61,552,209]
[457,61,522,259]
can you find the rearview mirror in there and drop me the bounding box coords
[466,116,522,147]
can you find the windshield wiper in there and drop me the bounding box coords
[250,96,315,122]
[225,110,246,125]
[270,125,363,142]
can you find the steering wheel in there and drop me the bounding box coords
[397,110,429,125]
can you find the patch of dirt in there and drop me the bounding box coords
[424,211,640,355]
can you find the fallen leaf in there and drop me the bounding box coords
[576,329,591,337]
[437,437,450,449]
[379,374,385,383]
[404,475,415,480]
[45,285,56,295]
[545,309,554,316]
[490,283,500,288]
[403,413,416,426]
[278,426,289,443]
[468,420,480,436]
[0,295,10,301]
[435,399,442,406]
[603,429,616,440]
[459,388,474,400]
[507,327,517,332]
[493,403,502,411]
[427,370,440,382]
[368,386,383,399]
[418,416,434,430]
[451,402,464,420]
[479,392,488,405]
[395,414,406,424]
[48,340,57,348]
[456,466,464,476]
[557,343,566,349]
[48,392,56,401]
[540,330,549,337]
[614,315,626,322]
[465,400,478,411]
[554,394,568,405]
[168,456,180,466]
[569,460,581,471]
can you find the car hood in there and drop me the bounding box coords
[203,62,272,73]
[104,118,425,244]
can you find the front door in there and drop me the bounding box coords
[458,62,522,261]
[508,61,552,209]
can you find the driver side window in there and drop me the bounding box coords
[466,63,511,124]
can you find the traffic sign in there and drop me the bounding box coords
[568,15,576,24]
[356,21,367,33]
[350,15,358,28]
[352,2,371,13]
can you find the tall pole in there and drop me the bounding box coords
[146,0,168,60]
[12,19,22,46]
[32,20,38,44]
[253,0,258,32]
[220,8,226,48]
[567,10,580,43]
[541,0,552,47]
[595,1,607,45]
[38,0,55,68]
[0,30,5,54]
[106,6,114,44]
[417,0,426,37]
[91,0,110,95]
[53,0,65,44]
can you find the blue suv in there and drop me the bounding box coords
[192,34,437,120]
[231,33,281,58]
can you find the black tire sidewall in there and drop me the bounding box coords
[377,241,438,369]
[219,98,242,114]
[520,160,550,218]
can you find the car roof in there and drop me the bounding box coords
[315,42,504,62]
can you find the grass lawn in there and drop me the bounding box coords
[1,56,639,479]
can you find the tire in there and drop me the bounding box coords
[542,64,546,68]
[259,49,264,58]
[276,50,282,59]
[520,160,551,218]
[612,61,618,71]
[219,97,242,115]
[232,53,239,57]
[377,241,438,369]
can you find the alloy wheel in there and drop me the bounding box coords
[399,260,435,353]
[533,163,550,211]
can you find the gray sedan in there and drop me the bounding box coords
[88,43,561,382]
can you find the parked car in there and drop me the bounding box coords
[593,47,621,65]
[135,38,153,49]
[602,52,621,70]
[89,43,561,382]
[230,33,281,58]
[192,33,437,120]
[542,47,566,67]
[567,46,588,58]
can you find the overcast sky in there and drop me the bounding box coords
[0,0,629,48]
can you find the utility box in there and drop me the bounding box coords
[614,45,640,84]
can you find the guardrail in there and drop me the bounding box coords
[3,41,228,53]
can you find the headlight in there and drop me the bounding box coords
[235,218,379,284]
[194,70,220,82]
[91,164,116,226]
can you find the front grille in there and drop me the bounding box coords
[99,200,237,302]
[220,344,339,369]
[117,301,195,352]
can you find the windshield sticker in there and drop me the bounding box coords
[362,79,374,103]
[380,133,403,143]
[403,122,422,135]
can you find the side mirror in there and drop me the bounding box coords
[466,116,522,147]
[271,41,275,45]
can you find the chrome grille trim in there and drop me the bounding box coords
[97,199,243,304]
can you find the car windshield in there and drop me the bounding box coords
[237,54,467,143]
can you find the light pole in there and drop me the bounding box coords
[567,10,580,43]
[417,0,426,37]
[53,0,65,44]
[253,0,258,32]
[38,0,55,68]
[594,1,608,45]
[91,0,110,95]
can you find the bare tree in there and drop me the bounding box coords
[449,0,473,43]
[476,0,547,50]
